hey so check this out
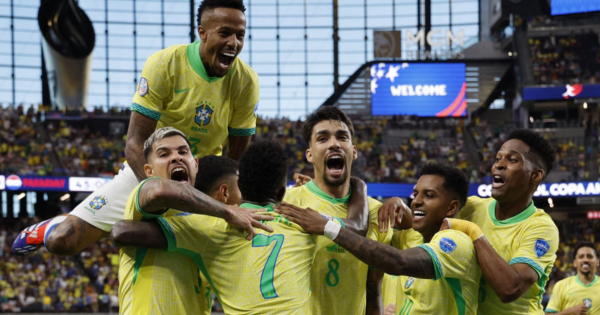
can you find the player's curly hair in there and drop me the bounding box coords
[574,241,599,260]
[507,129,556,179]
[238,141,288,202]
[194,155,238,194]
[302,106,354,146]
[420,163,469,209]
[197,0,246,26]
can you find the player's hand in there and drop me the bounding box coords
[225,204,274,240]
[274,201,328,235]
[383,304,396,315]
[441,218,484,241]
[293,173,312,187]
[565,304,589,315]
[378,197,411,233]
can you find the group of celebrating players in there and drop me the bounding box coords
[10,0,600,314]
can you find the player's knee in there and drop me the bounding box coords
[45,228,81,256]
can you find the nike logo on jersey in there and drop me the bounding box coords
[175,88,190,94]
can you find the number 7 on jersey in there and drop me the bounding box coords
[252,234,284,299]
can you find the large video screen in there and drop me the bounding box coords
[370,63,467,117]
[551,0,600,15]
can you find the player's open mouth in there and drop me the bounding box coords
[218,52,235,70]
[170,166,189,183]
[581,262,591,270]
[413,210,425,222]
[326,153,345,177]
[492,173,505,189]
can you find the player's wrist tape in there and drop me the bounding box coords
[324,220,342,240]
[445,218,484,241]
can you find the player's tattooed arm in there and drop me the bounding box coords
[227,135,252,161]
[275,203,435,278]
[343,177,369,236]
[365,269,384,315]
[138,178,274,239]
[110,220,167,250]
[125,111,158,181]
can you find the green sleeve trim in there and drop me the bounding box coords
[333,216,346,228]
[135,177,169,218]
[132,103,161,121]
[509,257,543,279]
[444,278,466,315]
[132,247,149,285]
[417,244,443,280]
[228,127,256,136]
[156,217,177,251]
[545,310,558,313]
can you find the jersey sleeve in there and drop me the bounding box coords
[132,51,172,121]
[228,67,259,136]
[545,280,565,313]
[508,218,559,280]
[417,230,477,281]
[133,178,169,219]
[366,201,393,244]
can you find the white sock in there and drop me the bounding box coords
[43,215,68,245]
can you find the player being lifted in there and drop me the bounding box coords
[277,163,482,315]
[113,127,273,314]
[13,0,260,256]
[113,140,372,314]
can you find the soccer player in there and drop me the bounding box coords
[546,241,600,315]
[282,106,393,315]
[114,140,368,314]
[443,129,560,315]
[112,127,272,315]
[13,0,259,256]
[277,163,482,315]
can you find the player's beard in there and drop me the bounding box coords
[322,164,349,187]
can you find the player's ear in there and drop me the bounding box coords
[531,168,544,184]
[446,200,459,217]
[220,184,229,204]
[306,148,313,163]
[144,164,154,177]
[198,26,207,42]
[352,144,358,161]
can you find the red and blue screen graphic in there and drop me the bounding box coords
[370,63,467,117]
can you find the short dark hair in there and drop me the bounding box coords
[420,163,469,209]
[574,241,599,259]
[238,141,288,202]
[194,155,238,194]
[507,129,556,179]
[197,0,246,26]
[302,106,354,146]
[143,127,192,162]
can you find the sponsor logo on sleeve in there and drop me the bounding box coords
[439,237,457,253]
[138,77,148,97]
[535,239,550,258]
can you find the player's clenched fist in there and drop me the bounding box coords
[225,204,274,240]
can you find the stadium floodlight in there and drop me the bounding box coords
[17,193,26,200]
[583,102,588,109]
[60,194,71,201]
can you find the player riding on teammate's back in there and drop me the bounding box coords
[13,0,259,257]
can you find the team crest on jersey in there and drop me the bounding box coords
[195,102,213,127]
[439,237,457,253]
[138,77,148,97]
[176,212,192,216]
[535,239,550,257]
[89,196,107,210]
[405,277,414,289]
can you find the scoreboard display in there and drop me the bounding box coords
[370,62,467,117]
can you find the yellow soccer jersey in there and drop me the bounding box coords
[457,196,559,315]
[546,275,600,314]
[283,180,393,315]
[382,274,399,312]
[118,179,211,315]
[132,40,259,157]
[392,229,481,315]
[157,203,325,315]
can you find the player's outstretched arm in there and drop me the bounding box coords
[378,197,412,233]
[227,135,252,161]
[545,304,589,315]
[110,220,167,250]
[125,111,158,181]
[275,203,435,278]
[344,177,369,236]
[365,269,385,315]
[138,178,275,239]
[441,219,538,303]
